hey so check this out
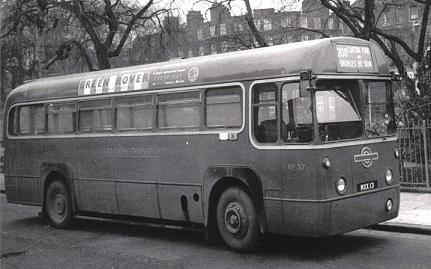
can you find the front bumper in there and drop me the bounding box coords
[264,185,400,236]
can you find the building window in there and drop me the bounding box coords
[199,46,205,56]
[266,36,274,46]
[197,29,204,40]
[282,34,293,44]
[382,12,389,26]
[220,23,227,35]
[254,19,262,30]
[205,87,242,129]
[281,16,292,27]
[263,18,272,31]
[396,8,404,24]
[234,22,244,32]
[210,25,216,37]
[409,6,419,21]
[157,92,201,130]
[300,16,307,28]
[328,18,334,30]
[313,17,321,29]
[211,44,217,54]
[221,41,228,52]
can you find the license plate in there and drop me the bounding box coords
[357,180,378,192]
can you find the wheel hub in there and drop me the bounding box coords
[53,194,65,215]
[224,202,246,235]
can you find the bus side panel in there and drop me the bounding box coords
[158,185,204,223]
[116,182,159,218]
[75,139,117,214]
[4,141,20,203]
[15,140,43,205]
[156,135,205,223]
[114,155,160,218]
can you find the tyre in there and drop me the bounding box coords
[216,186,259,252]
[45,180,73,228]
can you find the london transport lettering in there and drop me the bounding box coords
[335,44,375,73]
[77,66,200,96]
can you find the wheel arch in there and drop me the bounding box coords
[40,163,76,213]
[203,166,266,235]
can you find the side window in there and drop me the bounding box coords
[281,83,313,143]
[47,103,76,134]
[253,83,278,143]
[116,95,153,131]
[205,87,242,129]
[7,107,18,136]
[79,100,112,133]
[157,91,201,130]
[17,105,45,135]
[18,106,31,135]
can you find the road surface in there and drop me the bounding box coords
[1,194,431,269]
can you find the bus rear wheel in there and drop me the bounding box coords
[216,187,259,252]
[45,180,73,228]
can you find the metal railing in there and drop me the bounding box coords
[398,118,431,188]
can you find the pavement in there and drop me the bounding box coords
[0,173,430,234]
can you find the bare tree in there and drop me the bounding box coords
[1,0,174,71]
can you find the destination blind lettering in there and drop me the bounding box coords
[335,44,375,73]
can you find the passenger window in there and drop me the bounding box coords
[18,106,31,135]
[79,100,112,133]
[281,83,313,143]
[47,103,76,134]
[17,105,45,135]
[253,83,278,143]
[205,87,242,129]
[8,107,18,136]
[116,96,153,131]
[157,91,201,130]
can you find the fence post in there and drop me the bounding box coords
[423,120,430,188]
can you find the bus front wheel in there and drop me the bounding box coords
[45,180,73,228]
[216,187,259,252]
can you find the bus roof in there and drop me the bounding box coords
[6,37,390,106]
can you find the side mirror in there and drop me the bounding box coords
[299,80,311,97]
[299,70,313,97]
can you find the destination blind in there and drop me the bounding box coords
[335,44,375,73]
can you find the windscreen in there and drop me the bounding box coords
[363,81,396,137]
[316,80,363,142]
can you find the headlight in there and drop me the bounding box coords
[385,169,393,184]
[322,157,331,169]
[336,177,347,194]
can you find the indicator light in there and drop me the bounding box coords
[322,157,331,169]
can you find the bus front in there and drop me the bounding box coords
[258,42,401,237]
[273,76,400,236]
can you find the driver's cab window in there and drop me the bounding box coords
[281,83,313,143]
[252,81,313,144]
[253,83,278,143]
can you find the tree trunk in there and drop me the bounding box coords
[96,47,111,70]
